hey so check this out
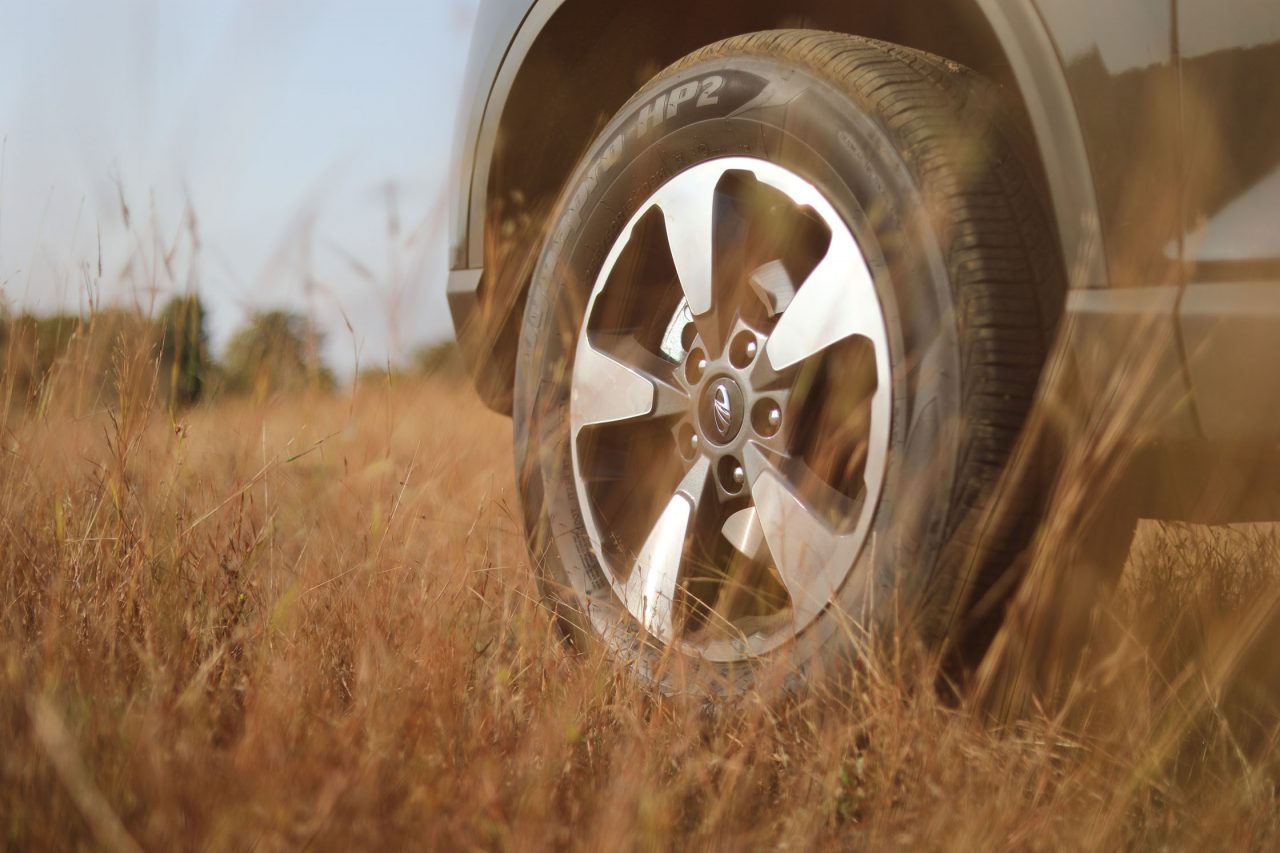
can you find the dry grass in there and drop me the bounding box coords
[2,341,1280,851]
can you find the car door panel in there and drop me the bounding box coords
[1176,0,1280,442]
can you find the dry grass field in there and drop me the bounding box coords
[3,338,1280,850]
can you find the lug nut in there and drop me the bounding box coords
[677,423,700,459]
[685,349,708,384]
[718,456,746,493]
[729,331,759,369]
[752,400,783,437]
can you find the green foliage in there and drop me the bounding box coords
[157,295,212,405]
[0,312,81,393]
[0,310,154,410]
[411,339,462,377]
[222,310,334,398]
[355,340,462,387]
[1,299,217,410]
[1,301,347,410]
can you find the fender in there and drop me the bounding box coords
[446,0,1113,415]
[449,0,1106,291]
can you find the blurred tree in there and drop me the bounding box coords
[156,295,211,405]
[223,310,334,398]
[0,309,160,411]
[0,312,81,401]
[410,339,463,377]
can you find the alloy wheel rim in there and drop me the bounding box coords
[569,156,893,661]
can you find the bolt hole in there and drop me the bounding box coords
[685,348,707,384]
[718,456,746,494]
[729,331,759,369]
[680,322,698,352]
[752,399,783,437]
[677,422,699,460]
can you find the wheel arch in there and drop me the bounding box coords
[455,0,1103,414]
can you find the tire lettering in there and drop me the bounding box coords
[633,75,727,138]
[696,75,724,108]
[665,81,700,118]
[637,93,668,137]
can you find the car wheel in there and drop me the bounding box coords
[513,30,1064,693]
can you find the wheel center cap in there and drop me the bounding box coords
[700,377,745,444]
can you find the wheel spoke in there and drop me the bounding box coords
[653,163,741,356]
[864,379,892,505]
[655,168,720,318]
[765,229,885,371]
[621,456,711,637]
[743,444,862,626]
[721,506,768,561]
[748,259,797,317]
[572,335,688,435]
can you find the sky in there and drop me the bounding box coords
[0,0,478,373]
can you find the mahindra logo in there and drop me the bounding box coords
[700,378,743,444]
[712,384,733,435]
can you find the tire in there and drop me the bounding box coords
[513,30,1065,694]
